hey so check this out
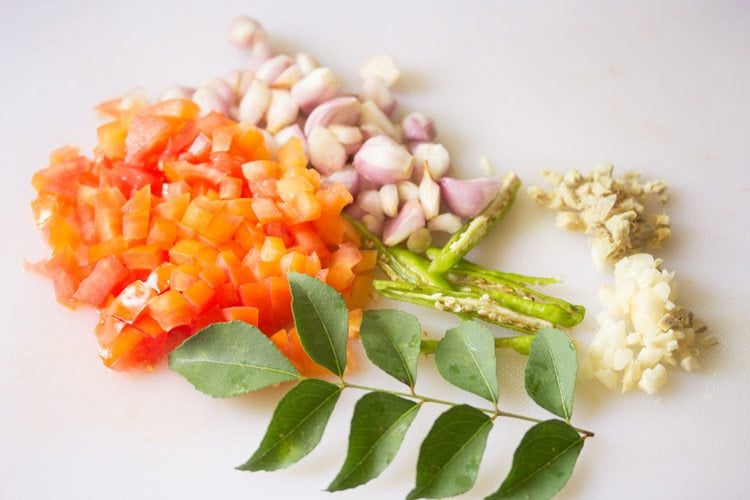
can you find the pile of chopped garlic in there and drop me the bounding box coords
[581,254,715,395]
[528,163,671,270]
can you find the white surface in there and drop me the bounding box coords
[2,1,749,498]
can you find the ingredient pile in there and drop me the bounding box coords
[30,16,587,372]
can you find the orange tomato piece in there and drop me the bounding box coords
[221,306,260,327]
[147,290,193,331]
[74,255,129,307]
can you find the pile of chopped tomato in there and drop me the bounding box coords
[31,98,375,372]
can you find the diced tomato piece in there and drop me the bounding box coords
[331,242,362,269]
[100,163,162,198]
[97,120,127,160]
[266,276,292,328]
[146,262,175,293]
[107,280,156,323]
[153,192,190,221]
[214,282,240,308]
[122,244,164,271]
[94,187,126,241]
[326,262,356,291]
[199,264,227,288]
[290,222,331,257]
[74,255,129,307]
[218,176,243,200]
[125,115,177,164]
[45,248,83,306]
[316,183,353,215]
[147,99,199,120]
[88,236,127,265]
[231,127,265,159]
[277,137,308,170]
[221,306,259,327]
[31,156,90,198]
[287,192,322,223]
[122,185,151,241]
[165,160,227,186]
[238,282,273,333]
[168,239,205,265]
[265,221,295,247]
[169,264,201,292]
[183,279,216,314]
[147,217,179,249]
[148,290,193,331]
[241,160,279,182]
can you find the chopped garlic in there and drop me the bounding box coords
[528,163,671,269]
[582,254,714,395]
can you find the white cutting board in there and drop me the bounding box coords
[2,1,749,498]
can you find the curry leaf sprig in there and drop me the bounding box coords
[169,273,593,499]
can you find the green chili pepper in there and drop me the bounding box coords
[428,172,521,274]
[373,279,556,334]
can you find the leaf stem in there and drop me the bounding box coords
[337,381,595,438]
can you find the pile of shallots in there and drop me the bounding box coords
[158,16,504,252]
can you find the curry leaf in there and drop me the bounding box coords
[524,328,577,420]
[288,272,349,377]
[486,420,584,499]
[237,379,341,471]
[360,309,422,387]
[168,321,300,398]
[328,392,420,491]
[408,405,493,499]
[435,321,499,404]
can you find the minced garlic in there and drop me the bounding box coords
[581,254,714,395]
[528,163,671,270]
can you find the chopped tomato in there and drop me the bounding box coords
[31,102,372,371]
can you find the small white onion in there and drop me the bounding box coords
[382,200,425,246]
[439,177,500,218]
[353,135,414,185]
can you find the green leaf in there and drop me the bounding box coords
[328,392,420,491]
[237,379,341,471]
[168,321,300,398]
[435,321,499,404]
[486,420,584,500]
[288,272,349,377]
[524,328,577,420]
[408,405,493,499]
[359,309,422,387]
